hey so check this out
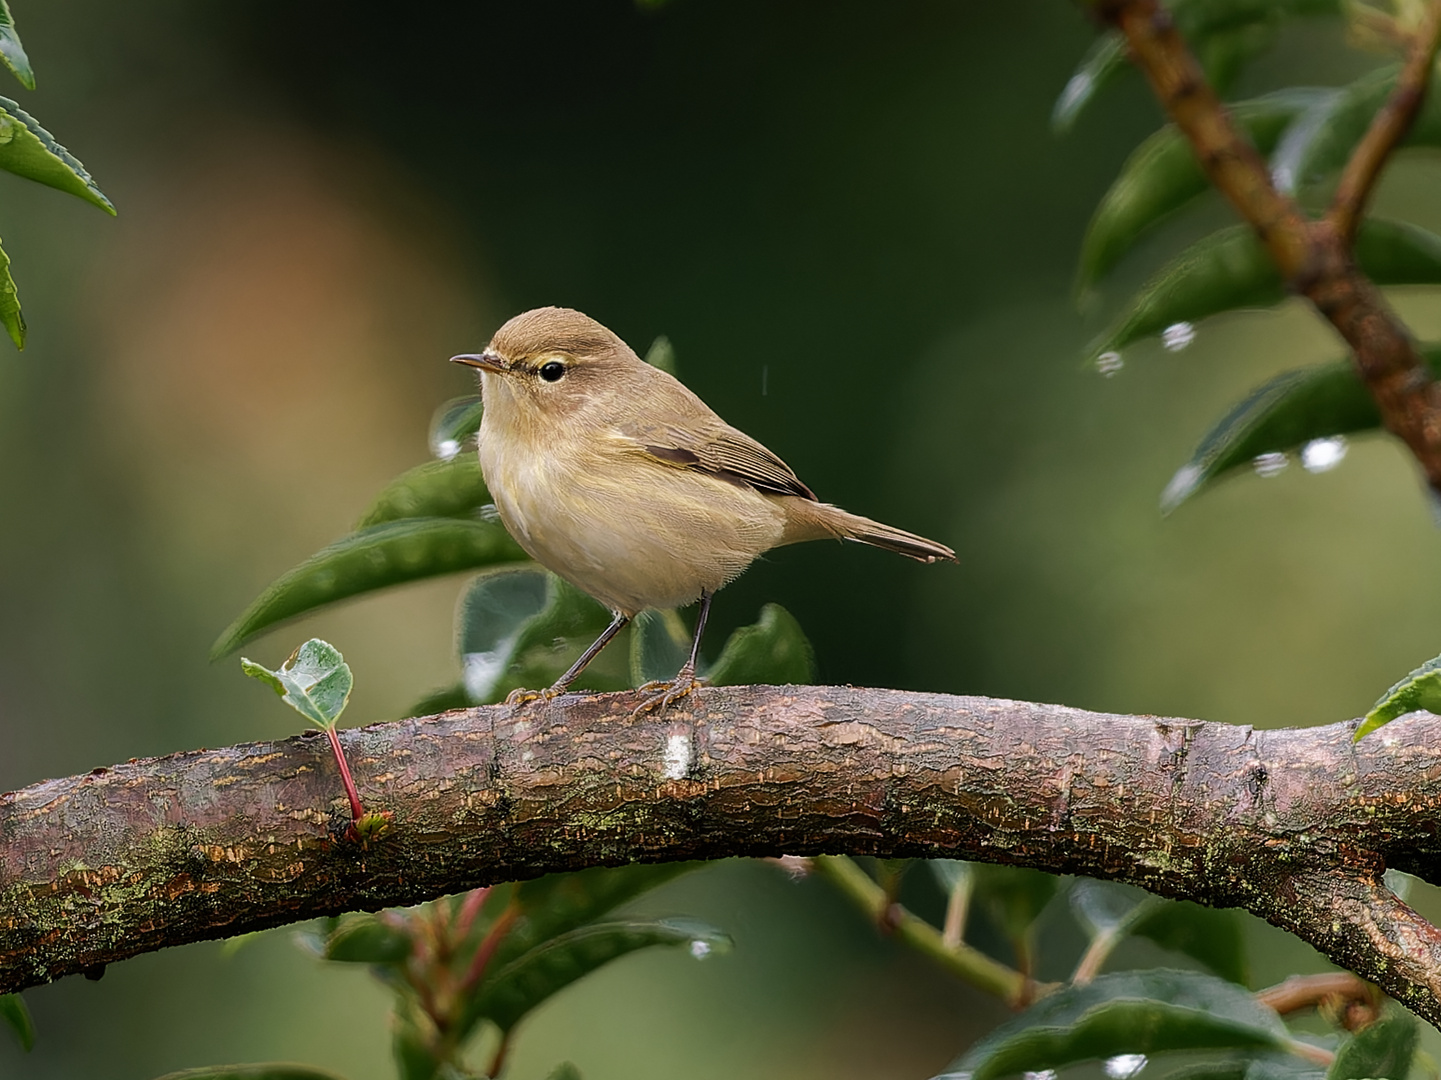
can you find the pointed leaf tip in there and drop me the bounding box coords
[0,1,33,91]
[1356,652,1441,741]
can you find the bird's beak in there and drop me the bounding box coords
[450,352,508,374]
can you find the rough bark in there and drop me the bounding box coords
[4,687,1441,1022]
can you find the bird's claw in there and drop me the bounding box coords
[632,676,707,718]
[504,685,563,707]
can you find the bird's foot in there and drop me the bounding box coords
[504,685,564,707]
[632,675,707,718]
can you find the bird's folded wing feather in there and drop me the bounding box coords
[620,421,817,500]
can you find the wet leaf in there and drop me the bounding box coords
[1356,651,1441,740]
[470,918,730,1033]
[1132,901,1247,985]
[1053,0,1342,132]
[241,638,352,729]
[357,457,489,528]
[1160,347,1441,512]
[428,394,483,461]
[704,603,815,686]
[1326,1008,1416,1080]
[643,334,677,375]
[0,95,112,213]
[931,970,1291,1080]
[630,608,692,686]
[211,517,528,658]
[152,1068,349,1080]
[1088,219,1441,366]
[1078,89,1327,291]
[456,569,551,703]
[0,993,33,1051]
[0,2,33,91]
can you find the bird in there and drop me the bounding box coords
[451,306,955,714]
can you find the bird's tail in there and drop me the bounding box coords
[783,501,957,564]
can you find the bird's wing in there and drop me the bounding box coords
[620,420,817,500]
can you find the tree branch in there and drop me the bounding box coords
[1092,0,1441,493]
[1330,1,1441,242]
[5,686,1441,1021]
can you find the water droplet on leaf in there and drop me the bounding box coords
[1161,322,1195,352]
[1300,435,1347,473]
[1096,351,1123,377]
[435,438,461,462]
[1105,1054,1148,1080]
[689,939,712,959]
[1252,452,1288,478]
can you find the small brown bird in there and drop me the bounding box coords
[452,307,955,712]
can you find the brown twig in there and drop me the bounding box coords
[1256,972,1382,1029]
[1091,0,1441,492]
[1331,1,1441,242]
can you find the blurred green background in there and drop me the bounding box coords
[3,1,1441,1077]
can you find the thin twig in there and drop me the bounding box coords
[1331,0,1441,241]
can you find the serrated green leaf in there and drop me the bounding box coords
[152,1068,349,1080]
[428,394,483,461]
[1160,345,1441,512]
[1357,651,1441,740]
[1133,901,1247,985]
[456,569,551,703]
[704,603,815,686]
[932,970,1291,1080]
[357,457,489,528]
[0,2,33,91]
[241,638,352,729]
[0,96,112,213]
[1088,219,1441,366]
[643,335,677,375]
[629,608,691,686]
[0,993,33,1051]
[471,918,730,1033]
[211,517,529,658]
[0,227,23,349]
[315,913,412,965]
[1078,89,1329,291]
[972,864,1061,945]
[1327,1008,1416,1080]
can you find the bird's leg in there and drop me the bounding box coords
[634,591,712,717]
[504,612,630,706]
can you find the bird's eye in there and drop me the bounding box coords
[538,360,566,382]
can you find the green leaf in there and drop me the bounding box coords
[0,95,113,213]
[1357,651,1441,740]
[495,575,622,698]
[0,2,33,91]
[211,517,528,658]
[357,457,489,528]
[311,913,412,965]
[152,1068,349,1080]
[391,1001,442,1080]
[545,1065,584,1080]
[456,569,551,703]
[1053,31,1127,133]
[500,863,701,969]
[0,993,33,1051]
[428,394,483,461]
[932,970,1291,1080]
[1165,1054,1324,1080]
[643,334,677,375]
[1159,344,1441,512]
[241,638,352,729]
[704,603,815,686]
[1077,89,1327,291]
[1132,901,1247,985]
[0,226,23,349]
[629,608,692,686]
[971,864,1060,945]
[1088,219,1441,366]
[471,918,730,1033]
[1327,1008,1417,1080]
[1291,66,1397,188]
